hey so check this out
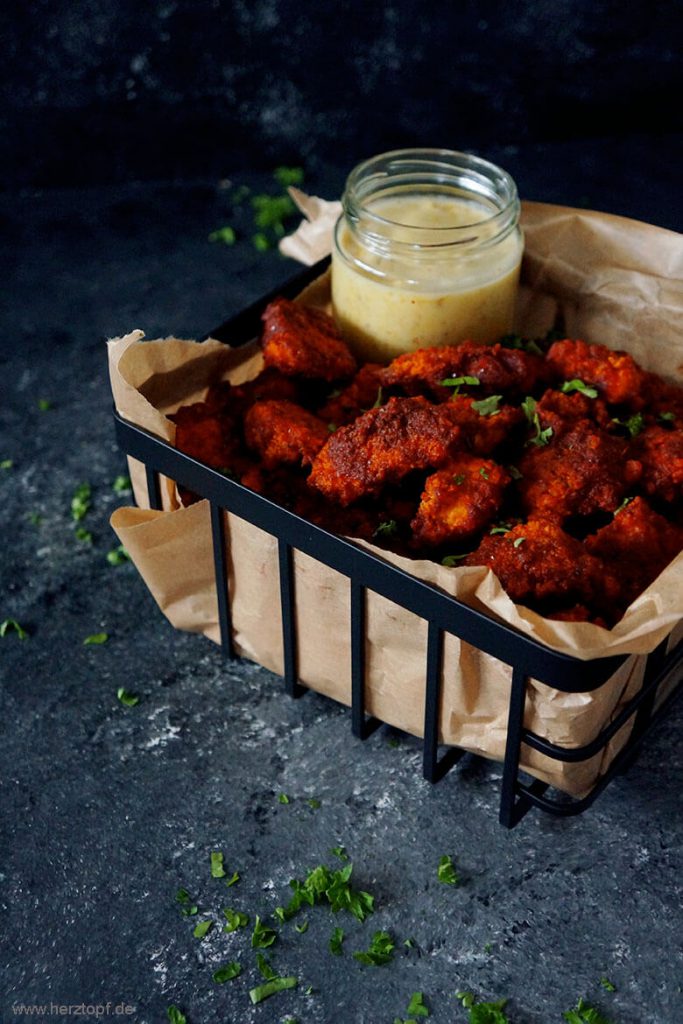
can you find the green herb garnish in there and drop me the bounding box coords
[27,511,43,525]
[83,632,108,645]
[441,554,468,567]
[561,379,598,398]
[208,226,237,245]
[456,992,509,1023]
[658,411,676,423]
[212,961,241,984]
[406,991,430,1018]
[210,851,226,878]
[294,920,309,934]
[440,375,480,395]
[612,412,644,437]
[374,519,398,539]
[256,953,277,980]
[329,926,344,956]
[282,861,374,922]
[251,914,277,948]
[274,166,305,188]
[1,459,14,469]
[175,888,198,915]
[513,537,525,548]
[222,908,249,932]
[278,793,290,804]
[327,422,337,433]
[249,976,297,1005]
[225,870,240,887]
[166,1007,186,1024]
[330,845,349,861]
[599,977,616,993]
[614,496,633,516]
[307,798,321,809]
[479,466,490,480]
[112,475,132,493]
[453,473,466,485]
[117,688,139,707]
[489,523,512,535]
[1,618,28,639]
[500,333,543,355]
[193,919,212,939]
[71,483,92,522]
[75,527,93,544]
[107,545,130,566]
[38,398,52,411]
[437,854,460,886]
[521,396,553,447]
[563,997,612,1024]
[471,395,502,417]
[353,929,395,966]
[371,386,384,409]
[252,232,271,251]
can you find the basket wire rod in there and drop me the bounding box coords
[423,623,464,782]
[210,502,234,659]
[278,540,305,698]
[145,464,162,511]
[350,582,381,739]
[499,666,531,828]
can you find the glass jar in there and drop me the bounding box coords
[331,148,523,362]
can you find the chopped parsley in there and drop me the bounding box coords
[560,379,598,398]
[71,482,92,522]
[193,919,212,939]
[249,975,297,1005]
[612,412,644,437]
[166,1008,186,1024]
[278,793,290,804]
[256,953,277,980]
[441,554,468,567]
[371,386,384,409]
[294,920,309,933]
[521,396,553,447]
[499,333,543,356]
[658,410,676,423]
[437,854,460,886]
[307,798,321,809]
[83,632,108,645]
[175,889,198,916]
[327,422,337,433]
[225,870,240,887]
[1,618,28,639]
[489,523,512,535]
[471,395,502,417]
[330,845,349,861]
[28,511,43,525]
[562,997,612,1024]
[38,398,52,411]
[212,961,242,983]
[107,545,130,566]
[222,908,248,932]
[329,925,344,956]
[252,231,271,251]
[251,914,277,948]
[453,473,466,485]
[274,166,305,188]
[614,496,633,516]
[406,991,430,1017]
[456,992,509,1023]
[0,459,13,470]
[479,466,490,480]
[75,527,93,544]
[208,225,237,245]
[374,519,398,539]
[513,537,525,548]
[440,375,481,394]
[113,475,132,493]
[117,688,139,707]
[210,851,226,878]
[599,977,616,993]
[282,861,374,922]
[353,929,395,966]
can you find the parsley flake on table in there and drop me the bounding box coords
[406,991,430,1017]
[1,618,29,640]
[222,908,249,932]
[75,527,93,544]
[212,961,242,983]
[456,992,509,1023]
[353,929,395,966]
[166,1007,186,1024]
[281,861,374,922]
[249,975,298,1005]
[256,953,278,980]
[330,845,349,861]
[274,165,305,188]
[175,889,198,917]
[0,459,13,470]
[225,870,240,887]
[307,798,321,809]
[278,793,290,804]
[472,395,502,417]
[437,854,460,885]
[107,545,130,566]
[560,378,599,398]
[71,482,92,522]
[193,919,212,939]
[251,914,278,948]
[210,851,226,878]
[83,632,108,645]
[117,688,139,707]
[38,397,52,411]
[294,920,309,934]
[599,977,616,993]
[112,474,132,493]
[563,997,612,1024]
[208,225,237,245]
[329,926,344,956]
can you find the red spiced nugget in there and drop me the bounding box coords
[518,420,641,522]
[261,297,357,382]
[632,424,683,503]
[308,395,464,506]
[547,338,649,409]
[585,496,683,609]
[534,387,612,440]
[463,519,619,612]
[317,363,385,426]
[172,400,240,471]
[411,455,510,547]
[244,399,330,469]
[445,394,524,455]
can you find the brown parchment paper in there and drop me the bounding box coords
[107,201,683,797]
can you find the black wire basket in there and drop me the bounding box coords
[113,257,683,828]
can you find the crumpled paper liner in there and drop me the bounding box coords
[107,201,683,798]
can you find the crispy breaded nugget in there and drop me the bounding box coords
[317,363,385,426]
[261,297,357,381]
[518,420,641,522]
[308,396,464,505]
[547,338,649,409]
[462,520,619,611]
[411,455,510,547]
[244,399,329,469]
[642,372,683,423]
[381,340,546,400]
[631,424,683,503]
[585,496,683,610]
[172,401,240,471]
[445,394,523,455]
[535,388,612,439]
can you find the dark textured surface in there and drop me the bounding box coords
[1,146,683,1023]
[2,0,683,187]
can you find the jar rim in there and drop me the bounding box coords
[342,147,519,246]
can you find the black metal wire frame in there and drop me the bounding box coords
[112,256,683,827]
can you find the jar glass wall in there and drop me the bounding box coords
[331,148,523,362]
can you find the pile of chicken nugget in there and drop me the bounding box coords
[172,297,683,626]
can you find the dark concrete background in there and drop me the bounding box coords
[1,0,683,187]
[2,3,683,1023]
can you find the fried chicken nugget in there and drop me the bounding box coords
[172,401,240,471]
[381,340,546,400]
[585,496,683,610]
[244,399,330,469]
[632,424,683,503]
[547,338,649,409]
[462,520,619,612]
[261,297,357,382]
[518,420,641,522]
[308,396,464,505]
[535,387,612,439]
[411,455,510,547]
[445,394,524,455]
[317,363,385,426]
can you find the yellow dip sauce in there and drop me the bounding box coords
[331,192,523,363]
